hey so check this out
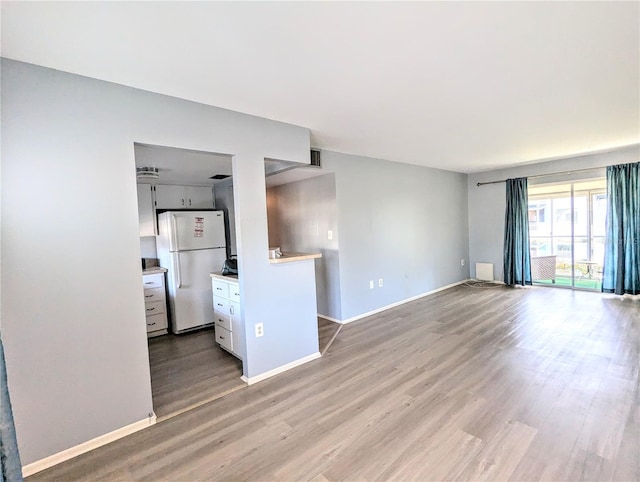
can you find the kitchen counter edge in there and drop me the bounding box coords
[210,272,239,282]
[269,252,322,264]
[142,267,168,275]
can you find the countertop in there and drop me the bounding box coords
[269,252,322,264]
[210,272,239,282]
[142,267,167,275]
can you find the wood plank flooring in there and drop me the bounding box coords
[28,285,639,481]
[148,328,244,420]
[318,317,342,355]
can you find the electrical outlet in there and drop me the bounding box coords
[378,278,383,287]
[461,259,465,266]
[369,280,374,289]
[255,322,264,337]
[328,230,333,240]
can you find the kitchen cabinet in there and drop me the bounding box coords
[137,184,157,236]
[211,274,244,360]
[143,271,168,337]
[155,185,213,210]
[185,186,214,209]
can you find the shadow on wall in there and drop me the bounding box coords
[266,173,342,320]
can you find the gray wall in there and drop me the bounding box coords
[267,174,342,320]
[1,59,316,465]
[467,145,640,282]
[140,236,157,258]
[323,151,470,321]
[214,178,238,257]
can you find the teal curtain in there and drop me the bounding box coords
[504,177,532,286]
[1,332,23,482]
[602,162,640,295]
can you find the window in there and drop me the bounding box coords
[528,179,606,290]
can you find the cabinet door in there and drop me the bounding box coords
[155,185,186,209]
[186,186,214,209]
[230,302,244,360]
[137,184,156,236]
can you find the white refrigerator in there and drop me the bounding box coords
[156,211,227,334]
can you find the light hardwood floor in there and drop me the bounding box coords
[148,328,244,420]
[318,317,342,355]
[150,318,341,420]
[29,285,639,481]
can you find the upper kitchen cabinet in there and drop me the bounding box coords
[155,185,214,210]
[137,184,157,237]
[186,186,215,208]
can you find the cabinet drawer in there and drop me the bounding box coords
[213,296,230,315]
[212,280,229,298]
[146,312,167,332]
[142,273,164,289]
[143,287,165,303]
[145,300,165,316]
[229,284,240,303]
[216,326,233,351]
[214,312,231,331]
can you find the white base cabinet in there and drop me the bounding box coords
[211,274,243,360]
[143,271,168,337]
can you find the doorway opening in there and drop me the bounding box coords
[528,178,606,290]
[134,143,245,420]
[264,159,343,347]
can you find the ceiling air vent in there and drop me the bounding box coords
[310,149,321,167]
[136,166,159,181]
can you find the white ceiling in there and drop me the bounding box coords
[2,2,638,173]
[135,142,326,187]
[134,144,232,186]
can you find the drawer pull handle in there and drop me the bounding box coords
[234,292,239,296]
[144,282,154,285]
[146,307,155,312]
[145,294,153,298]
[217,303,223,307]
[216,287,222,291]
[230,305,234,315]
[219,335,225,340]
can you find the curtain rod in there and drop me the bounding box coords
[476,167,604,187]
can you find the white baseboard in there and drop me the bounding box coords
[317,314,342,324]
[338,280,469,325]
[22,413,157,477]
[241,352,321,385]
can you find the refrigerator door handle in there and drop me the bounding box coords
[174,254,182,289]
[169,213,179,251]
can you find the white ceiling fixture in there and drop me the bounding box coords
[1,2,638,173]
[135,166,160,181]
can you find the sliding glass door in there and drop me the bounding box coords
[528,179,606,290]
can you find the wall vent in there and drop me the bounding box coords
[310,149,321,167]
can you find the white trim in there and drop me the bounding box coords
[317,313,342,324]
[22,414,157,477]
[241,352,321,385]
[339,280,468,324]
